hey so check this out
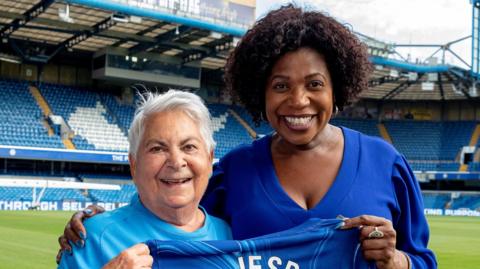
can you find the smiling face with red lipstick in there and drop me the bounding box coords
[265,47,334,148]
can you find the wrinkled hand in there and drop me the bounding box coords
[102,243,153,269]
[56,205,105,264]
[342,215,409,269]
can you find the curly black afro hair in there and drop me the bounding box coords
[224,4,372,125]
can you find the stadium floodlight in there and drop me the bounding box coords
[232,37,240,46]
[58,3,74,23]
[408,72,418,81]
[209,31,222,39]
[421,82,434,91]
[389,69,399,78]
[0,53,21,64]
[470,85,478,97]
[112,13,129,23]
[130,15,142,24]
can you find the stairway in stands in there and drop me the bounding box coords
[29,86,76,149]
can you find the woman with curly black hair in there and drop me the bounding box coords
[58,4,436,269]
[217,5,435,269]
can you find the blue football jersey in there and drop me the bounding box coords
[146,218,375,269]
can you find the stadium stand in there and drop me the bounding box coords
[0,79,64,149]
[470,162,480,172]
[230,106,274,136]
[384,120,476,161]
[422,192,451,209]
[2,83,480,209]
[37,83,129,152]
[409,161,460,172]
[0,186,87,202]
[450,193,480,210]
[99,92,136,134]
[88,184,136,203]
[331,118,381,137]
[0,186,32,201]
[207,104,252,158]
[421,192,480,211]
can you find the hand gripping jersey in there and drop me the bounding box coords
[146,218,375,269]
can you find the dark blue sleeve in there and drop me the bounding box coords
[200,161,229,223]
[392,155,437,269]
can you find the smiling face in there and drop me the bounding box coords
[129,109,213,216]
[265,47,334,147]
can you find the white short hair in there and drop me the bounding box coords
[128,90,215,157]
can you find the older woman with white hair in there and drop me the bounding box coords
[57,90,232,269]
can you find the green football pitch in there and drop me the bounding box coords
[0,211,478,268]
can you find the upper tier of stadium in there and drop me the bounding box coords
[0,78,479,173]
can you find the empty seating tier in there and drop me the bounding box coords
[0,80,64,148]
[38,83,129,152]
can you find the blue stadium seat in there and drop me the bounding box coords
[384,120,475,161]
[0,79,64,149]
[330,118,381,137]
[37,83,129,152]
[422,192,450,209]
[450,193,480,210]
[230,105,274,136]
[88,184,136,203]
[207,104,252,158]
[0,186,87,202]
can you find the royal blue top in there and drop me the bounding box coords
[201,127,437,268]
[147,218,375,269]
[58,195,232,269]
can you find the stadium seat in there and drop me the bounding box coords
[0,79,64,149]
[38,83,129,152]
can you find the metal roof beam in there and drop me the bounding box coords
[382,74,424,100]
[128,25,207,55]
[382,81,411,100]
[0,10,156,43]
[368,76,400,87]
[182,36,233,64]
[446,70,473,99]
[0,10,206,54]
[438,72,445,100]
[49,16,121,60]
[0,22,78,35]
[0,10,24,20]
[0,0,55,38]
[111,21,168,47]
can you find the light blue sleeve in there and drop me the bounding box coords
[57,222,106,269]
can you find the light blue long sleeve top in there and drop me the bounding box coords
[58,194,232,269]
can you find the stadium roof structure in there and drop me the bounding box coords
[0,0,478,101]
[0,0,243,69]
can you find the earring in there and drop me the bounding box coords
[260,111,266,121]
[333,105,339,117]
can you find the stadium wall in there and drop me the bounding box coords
[41,64,92,87]
[0,61,92,87]
[445,101,480,121]
[0,61,22,80]
[377,101,480,121]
